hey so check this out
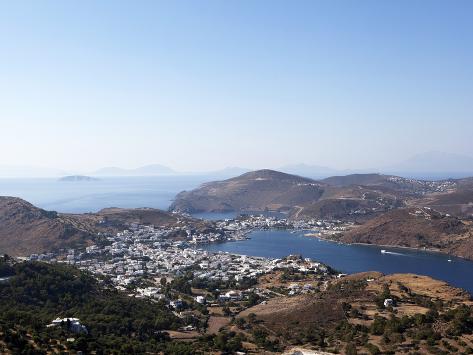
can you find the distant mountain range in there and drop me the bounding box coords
[279,152,473,180]
[91,164,176,176]
[2,151,473,178]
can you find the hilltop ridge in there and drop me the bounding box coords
[0,197,94,256]
[170,169,325,214]
[170,169,458,219]
[0,196,196,256]
[332,207,473,260]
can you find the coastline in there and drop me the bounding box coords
[303,232,472,261]
[198,227,473,294]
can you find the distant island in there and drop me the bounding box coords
[58,175,100,182]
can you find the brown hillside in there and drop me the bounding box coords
[170,169,325,213]
[170,170,408,219]
[238,272,473,354]
[334,207,473,260]
[0,197,195,256]
[0,197,94,256]
[170,170,471,220]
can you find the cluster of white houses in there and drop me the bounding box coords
[28,216,346,332]
[387,176,457,194]
[26,214,346,310]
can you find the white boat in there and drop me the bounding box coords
[381,250,387,254]
[448,259,452,262]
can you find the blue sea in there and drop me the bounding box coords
[2,178,473,293]
[0,176,209,213]
[200,230,473,294]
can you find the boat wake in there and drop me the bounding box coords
[380,249,405,256]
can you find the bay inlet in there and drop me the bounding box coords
[199,229,473,294]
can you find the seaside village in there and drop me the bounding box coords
[27,214,350,332]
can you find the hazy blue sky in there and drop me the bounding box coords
[1,0,472,172]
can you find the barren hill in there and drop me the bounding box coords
[238,271,473,354]
[332,207,473,259]
[0,197,95,256]
[170,170,473,220]
[72,207,180,232]
[170,170,408,219]
[322,173,393,187]
[170,169,325,214]
[412,177,473,217]
[0,196,190,256]
[322,173,457,196]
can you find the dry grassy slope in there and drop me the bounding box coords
[170,169,325,213]
[69,207,179,232]
[241,293,346,327]
[335,207,473,259]
[294,188,404,220]
[238,272,473,354]
[0,197,95,256]
[321,173,397,187]
[321,173,435,191]
[415,190,473,217]
[0,196,191,256]
[405,177,473,218]
[170,170,409,218]
[293,174,467,219]
[171,170,473,220]
[241,272,472,326]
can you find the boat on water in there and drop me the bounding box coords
[381,250,387,254]
[448,259,452,262]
